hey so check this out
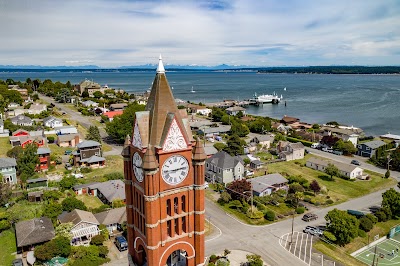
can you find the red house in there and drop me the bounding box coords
[36,147,51,171]
[103,110,123,121]
[10,130,46,148]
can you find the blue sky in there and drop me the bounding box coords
[1,0,399,67]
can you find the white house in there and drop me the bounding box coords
[250,173,288,196]
[55,126,78,135]
[94,207,126,234]
[196,107,212,116]
[225,106,246,116]
[306,157,364,179]
[28,103,47,115]
[81,100,99,107]
[278,141,305,161]
[205,151,244,184]
[43,116,63,128]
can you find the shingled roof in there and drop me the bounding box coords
[206,151,243,169]
[15,217,55,247]
[94,207,126,226]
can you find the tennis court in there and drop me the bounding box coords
[354,238,400,265]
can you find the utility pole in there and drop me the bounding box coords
[290,212,294,247]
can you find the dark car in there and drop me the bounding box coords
[115,236,128,252]
[12,259,23,266]
[351,160,361,166]
[302,213,318,222]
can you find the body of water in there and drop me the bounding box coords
[1,71,399,136]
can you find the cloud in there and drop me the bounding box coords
[0,0,399,66]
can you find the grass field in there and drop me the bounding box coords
[76,194,104,209]
[266,155,396,203]
[0,229,17,266]
[0,137,12,156]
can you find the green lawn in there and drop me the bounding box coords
[81,155,123,181]
[266,155,396,203]
[0,137,12,157]
[76,194,104,209]
[0,229,17,266]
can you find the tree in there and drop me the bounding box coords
[310,180,321,195]
[385,170,390,179]
[81,90,89,98]
[218,192,231,205]
[90,234,105,246]
[43,202,63,223]
[359,217,373,232]
[211,107,225,122]
[35,236,71,262]
[312,124,320,130]
[213,142,227,151]
[333,140,357,155]
[55,222,73,240]
[86,125,102,143]
[61,197,87,212]
[99,224,109,239]
[381,188,400,218]
[325,163,340,180]
[246,254,263,266]
[93,91,103,99]
[223,134,246,156]
[230,121,249,137]
[325,208,359,245]
[0,180,11,206]
[274,133,286,142]
[226,179,252,201]
[59,176,77,190]
[248,117,271,134]
[17,143,39,185]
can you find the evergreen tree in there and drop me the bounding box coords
[86,126,102,143]
[223,134,246,156]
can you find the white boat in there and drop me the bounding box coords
[250,92,282,104]
[191,86,196,93]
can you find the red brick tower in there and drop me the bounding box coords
[122,55,206,266]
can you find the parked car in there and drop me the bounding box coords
[311,143,320,149]
[245,170,254,177]
[12,259,23,266]
[72,173,84,178]
[332,150,343,155]
[351,160,361,165]
[322,147,333,153]
[303,226,323,236]
[204,181,209,188]
[64,150,72,155]
[65,163,73,170]
[347,209,365,218]
[115,236,128,251]
[302,213,318,222]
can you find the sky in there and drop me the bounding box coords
[1,0,400,67]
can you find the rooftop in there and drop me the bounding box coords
[58,209,99,226]
[15,217,55,247]
[94,207,126,225]
[250,173,288,194]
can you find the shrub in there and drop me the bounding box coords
[264,210,275,221]
[0,220,10,231]
[303,197,311,203]
[90,234,105,246]
[104,172,124,180]
[47,136,55,143]
[80,167,92,173]
[366,214,378,224]
[246,208,264,219]
[295,207,305,214]
[209,255,218,263]
[359,217,374,232]
[375,211,387,222]
[98,245,109,258]
[229,200,243,209]
[358,229,367,237]
[323,231,337,242]
[325,199,334,205]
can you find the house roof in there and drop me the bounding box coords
[206,151,243,170]
[73,182,100,190]
[80,155,105,163]
[281,116,299,123]
[15,217,55,247]
[58,133,79,142]
[250,173,288,194]
[37,147,51,155]
[104,110,123,118]
[12,129,29,136]
[380,134,400,140]
[200,125,231,134]
[362,140,386,149]
[288,142,305,150]
[77,140,101,149]
[11,115,32,124]
[43,116,62,124]
[55,126,78,134]
[251,160,263,166]
[88,180,125,202]
[58,209,99,226]
[94,207,126,226]
[27,177,48,183]
[307,157,360,173]
[247,133,274,144]
[29,104,46,111]
[0,157,17,168]
[204,146,218,156]
[109,103,128,109]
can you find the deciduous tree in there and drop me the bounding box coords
[325,208,359,245]
[382,188,400,217]
[310,180,321,195]
[61,197,87,212]
[325,163,340,180]
[226,179,251,201]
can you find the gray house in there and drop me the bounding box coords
[11,114,33,126]
[250,173,288,196]
[0,157,17,185]
[357,140,387,158]
[205,151,244,184]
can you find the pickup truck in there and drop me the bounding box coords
[302,213,318,222]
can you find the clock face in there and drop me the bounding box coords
[132,152,144,182]
[162,155,189,185]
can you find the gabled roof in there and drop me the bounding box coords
[307,157,360,173]
[11,115,32,124]
[37,147,51,155]
[15,217,55,247]
[43,116,62,124]
[206,151,243,169]
[361,140,386,149]
[88,180,125,202]
[80,155,105,163]
[0,157,17,168]
[58,209,99,226]
[226,106,246,112]
[57,133,79,142]
[104,110,123,118]
[288,142,305,150]
[77,140,101,149]
[250,173,288,193]
[94,207,126,225]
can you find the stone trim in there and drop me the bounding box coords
[133,183,144,193]
[192,161,205,166]
[124,179,133,185]
[146,231,195,250]
[193,185,206,190]
[194,230,205,235]
[144,185,194,202]
[194,210,205,215]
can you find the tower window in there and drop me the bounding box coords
[182,217,186,233]
[166,199,171,216]
[181,196,186,212]
[174,197,179,214]
[175,218,179,235]
[167,220,171,237]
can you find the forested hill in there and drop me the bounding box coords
[257,66,400,74]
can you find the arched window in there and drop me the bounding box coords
[181,196,186,212]
[166,199,171,216]
[174,197,179,214]
[181,217,186,233]
[175,218,179,235]
[167,220,171,237]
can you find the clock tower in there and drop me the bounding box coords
[123,55,207,266]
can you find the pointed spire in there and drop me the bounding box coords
[121,135,131,157]
[142,146,159,170]
[156,54,165,74]
[192,137,207,161]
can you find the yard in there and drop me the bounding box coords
[82,155,123,181]
[76,194,104,209]
[0,229,17,266]
[0,137,12,156]
[266,155,396,203]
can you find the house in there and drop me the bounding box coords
[28,103,47,115]
[11,114,33,126]
[0,119,10,137]
[26,177,48,189]
[94,207,127,234]
[278,141,305,161]
[249,159,264,170]
[37,147,51,171]
[225,106,246,116]
[281,115,300,125]
[320,135,340,148]
[290,122,313,130]
[357,140,387,158]
[15,217,55,253]
[247,133,274,151]
[295,130,323,143]
[204,146,218,158]
[81,100,99,108]
[9,130,46,148]
[306,157,364,179]
[0,157,17,185]
[58,209,100,246]
[189,120,214,130]
[380,133,400,141]
[250,173,288,196]
[197,125,231,136]
[196,107,212,116]
[87,180,125,205]
[77,79,101,95]
[57,134,80,147]
[73,140,105,168]
[103,110,123,121]
[109,103,128,111]
[43,116,63,128]
[7,102,20,110]
[205,151,244,184]
[28,191,44,202]
[55,126,78,135]
[272,123,292,135]
[322,126,359,147]
[72,182,100,195]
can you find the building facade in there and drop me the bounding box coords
[122,56,206,266]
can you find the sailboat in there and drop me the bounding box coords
[191,86,196,93]
[284,87,287,91]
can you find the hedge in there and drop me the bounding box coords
[286,137,313,147]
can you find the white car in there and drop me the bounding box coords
[72,173,84,178]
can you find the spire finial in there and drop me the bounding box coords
[156,54,165,73]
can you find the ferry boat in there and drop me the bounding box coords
[249,92,283,104]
